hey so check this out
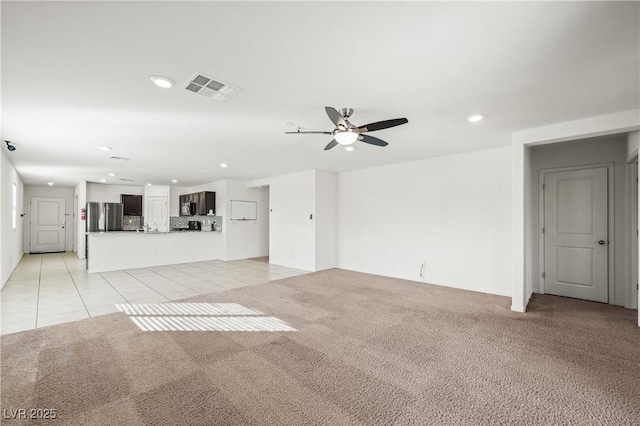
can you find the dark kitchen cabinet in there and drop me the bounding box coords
[121,194,143,216]
[196,191,215,215]
[179,191,215,216]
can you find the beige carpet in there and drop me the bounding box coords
[1,269,639,425]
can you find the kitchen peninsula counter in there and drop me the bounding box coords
[86,230,223,273]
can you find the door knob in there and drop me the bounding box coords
[598,240,606,245]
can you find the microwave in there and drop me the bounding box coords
[181,202,196,216]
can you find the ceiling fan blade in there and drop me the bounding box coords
[359,134,389,147]
[324,139,339,151]
[358,118,408,133]
[285,131,332,135]
[325,107,347,128]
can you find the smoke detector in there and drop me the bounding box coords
[184,72,240,102]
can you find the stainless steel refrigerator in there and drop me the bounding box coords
[86,202,124,232]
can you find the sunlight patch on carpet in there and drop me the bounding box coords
[116,302,263,316]
[116,303,297,332]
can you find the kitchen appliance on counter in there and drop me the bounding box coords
[188,220,201,231]
[86,202,124,232]
[181,202,196,216]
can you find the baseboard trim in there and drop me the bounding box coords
[511,304,526,313]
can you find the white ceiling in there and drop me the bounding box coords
[2,1,639,187]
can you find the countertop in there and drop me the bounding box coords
[87,229,220,235]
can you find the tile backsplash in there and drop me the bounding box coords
[170,215,223,232]
[123,216,142,231]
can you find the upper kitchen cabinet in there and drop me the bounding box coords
[197,191,215,215]
[121,194,143,216]
[179,191,215,216]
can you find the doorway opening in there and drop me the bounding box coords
[530,135,635,308]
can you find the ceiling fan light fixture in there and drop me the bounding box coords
[334,130,358,145]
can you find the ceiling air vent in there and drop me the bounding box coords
[183,72,240,103]
[119,178,134,182]
[109,156,130,161]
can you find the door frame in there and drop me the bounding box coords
[625,160,638,310]
[538,163,615,304]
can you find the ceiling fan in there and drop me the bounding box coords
[285,107,408,151]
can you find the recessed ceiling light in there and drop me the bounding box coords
[220,163,228,168]
[99,146,112,151]
[467,114,485,123]
[171,179,178,183]
[147,183,152,186]
[100,179,107,183]
[108,172,117,176]
[345,146,355,152]
[47,181,54,186]
[150,75,175,89]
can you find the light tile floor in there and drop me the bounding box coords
[0,253,310,335]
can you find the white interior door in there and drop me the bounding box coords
[147,196,168,232]
[543,167,608,303]
[30,197,66,253]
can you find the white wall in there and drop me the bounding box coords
[87,183,143,202]
[75,181,86,259]
[315,170,337,271]
[628,131,640,161]
[23,185,74,254]
[1,149,24,287]
[250,170,338,271]
[225,180,269,261]
[530,136,629,305]
[266,170,317,271]
[338,146,513,297]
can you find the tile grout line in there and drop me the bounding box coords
[163,263,246,294]
[98,273,135,305]
[61,253,91,318]
[34,254,44,328]
[121,270,170,303]
[138,267,195,295]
